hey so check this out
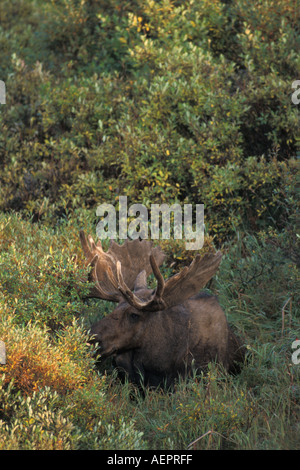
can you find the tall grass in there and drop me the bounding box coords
[0,212,299,449]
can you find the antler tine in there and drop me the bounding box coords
[80,230,103,256]
[91,255,116,300]
[80,230,121,301]
[88,234,104,253]
[116,254,166,311]
[149,254,165,298]
[116,261,147,309]
[79,230,92,259]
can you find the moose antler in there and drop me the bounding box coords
[116,250,222,311]
[116,253,167,310]
[79,231,165,302]
[80,230,222,311]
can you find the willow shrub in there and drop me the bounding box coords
[0,210,299,449]
[0,0,299,240]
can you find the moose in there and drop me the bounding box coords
[80,231,245,387]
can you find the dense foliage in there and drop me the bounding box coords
[0,0,299,450]
[0,0,299,238]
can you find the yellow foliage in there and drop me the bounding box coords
[0,316,92,395]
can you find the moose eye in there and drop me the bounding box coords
[130,313,140,321]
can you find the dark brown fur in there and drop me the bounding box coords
[80,231,245,388]
[89,291,245,388]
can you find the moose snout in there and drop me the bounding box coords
[86,322,117,358]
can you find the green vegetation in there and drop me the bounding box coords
[0,0,299,450]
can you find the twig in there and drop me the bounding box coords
[187,429,236,450]
[281,297,292,336]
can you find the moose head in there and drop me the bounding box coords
[80,231,245,387]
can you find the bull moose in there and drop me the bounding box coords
[80,231,245,387]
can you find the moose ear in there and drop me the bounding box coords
[134,270,147,291]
